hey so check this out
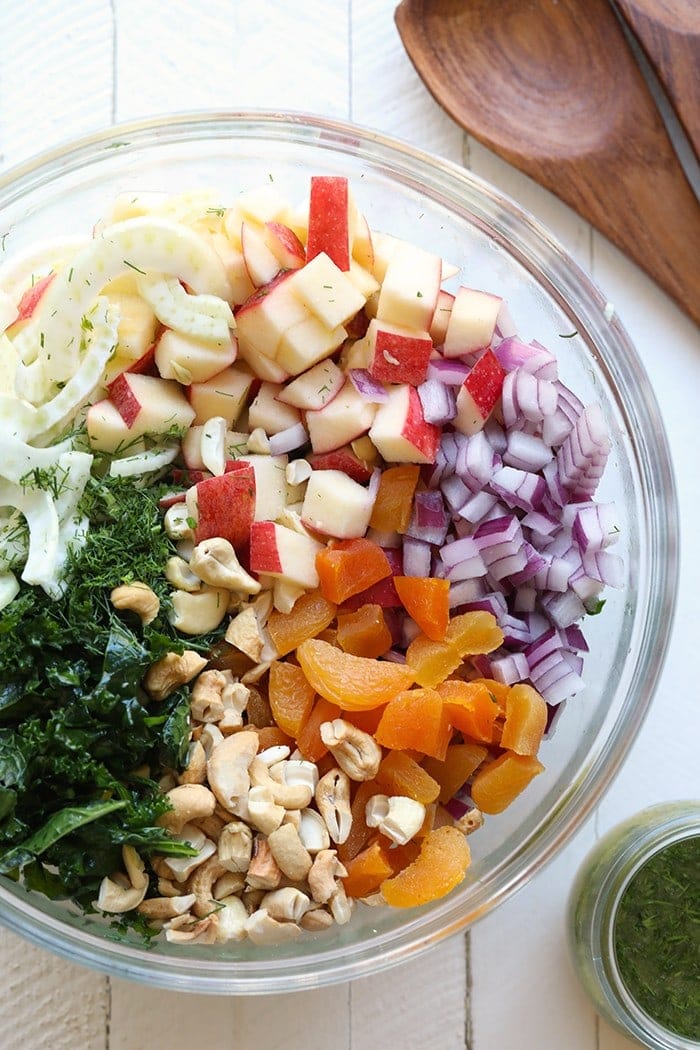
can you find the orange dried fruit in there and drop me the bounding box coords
[374,688,452,760]
[444,611,504,656]
[342,838,394,899]
[297,638,415,710]
[336,603,393,658]
[316,538,392,604]
[267,589,336,656]
[337,780,383,863]
[470,751,544,814]
[374,750,441,805]
[405,634,464,688]
[437,680,500,744]
[499,683,548,757]
[268,661,316,739]
[422,742,489,805]
[394,576,450,641]
[295,696,341,762]
[380,826,470,907]
[406,611,504,687]
[368,464,420,534]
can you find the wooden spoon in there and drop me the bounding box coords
[614,0,700,161]
[395,0,700,327]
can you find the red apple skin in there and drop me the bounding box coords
[249,521,283,574]
[234,269,294,319]
[15,272,55,323]
[264,222,306,269]
[308,446,374,483]
[194,467,256,549]
[158,491,187,509]
[126,342,158,376]
[171,468,209,486]
[368,327,433,385]
[345,309,370,341]
[464,349,505,416]
[306,176,350,271]
[404,386,441,462]
[107,372,142,427]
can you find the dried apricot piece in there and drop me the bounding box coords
[267,589,336,656]
[437,680,500,744]
[470,751,544,814]
[296,696,341,762]
[342,705,387,735]
[336,603,393,658]
[374,750,441,805]
[380,826,470,907]
[405,634,463,688]
[444,611,504,656]
[316,538,392,604]
[394,576,450,641]
[342,838,394,899]
[423,743,489,805]
[268,661,316,739]
[499,683,548,757]
[374,688,452,760]
[368,464,420,534]
[297,638,415,710]
[337,780,383,863]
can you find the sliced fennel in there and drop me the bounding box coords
[136,271,234,342]
[109,443,179,478]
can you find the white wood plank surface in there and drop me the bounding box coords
[0,3,697,1049]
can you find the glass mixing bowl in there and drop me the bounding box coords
[0,112,677,994]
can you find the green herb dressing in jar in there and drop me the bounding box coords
[568,801,700,1050]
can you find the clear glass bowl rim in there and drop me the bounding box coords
[0,109,679,994]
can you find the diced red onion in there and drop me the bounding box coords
[500,614,534,646]
[382,649,408,664]
[407,490,449,545]
[348,368,389,403]
[417,377,457,424]
[447,554,489,582]
[508,542,549,586]
[544,700,567,738]
[541,589,587,628]
[490,651,529,685]
[441,534,483,568]
[461,591,509,621]
[571,503,619,552]
[494,301,518,340]
[569,568,605,602]
[490,466,546,512]
[456,431,497,492]
[440,473,471,512]
[504,430,554,472]
[427,356,471,385]
[402,535,432,578]
[448,578,486,608]
[473,514,522,551]
[456,490,499,524]
[513,584,537,612]
[494,337,557,381]
[487,547,529,582]
[582,549,624,588]
[268,422,309,455]
[521,509,560,537]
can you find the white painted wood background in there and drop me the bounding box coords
[0,3,697,1048]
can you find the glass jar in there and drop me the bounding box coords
[568,801,700,1049]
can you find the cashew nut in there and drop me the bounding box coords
[164,912,219,944]
[300,907,334,932]
[199,723,224,759]
[272,578,306,614]
[110,581,160,625]
[297,808,331,853]
[365,794,426,846]
[213,871,245,899]
[217,820,253,873]
[247,785,286,835]
[246,835,282,890]
[267,823,312,882]
[319,719,382,781]
[225,605,266,662]
[186,855,229,917]
[137,894,196,920]
[169,585,229,635]
[206,730,259,813]
[315,767,352,844]
[160,823,217,883]
[163,503,195,541]
[261,887,312,923]
[308,849,348,905]
[215,895,248,943]
[144,649,207,702]
[191,669,234,723]
[158,783,216,834]
[249,757,313,810]
[329,881,353,926]
[95,846,148,913]
[189,537,261,594]
[178,739,207,785]
[165,555,201,592]
[246,909,301,945]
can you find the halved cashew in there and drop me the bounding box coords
[157,877,183,898]
[206,730,259,813]
[272,578,306,614]
[189,537,261,594]
[246,909,302,945]
[196,813,227,842]
[249,757,313,810]
[161,824,217,883]
[178,739,207,785]
[165,555,201,592]
[187,855,229,917]
[300,907,334,932]
[164,912,219,944]
[216,895,249,943]
[169,586,229,635]
[199,723,224,759]
[267,823,312,882]
[319,719,382,781]
[163,503,195,541]
[247,785,286,835]
[271,758,318,796]
[158,783,216,834]
[225,605,266,662]
[110,581,160,625]
[213,871,246,899]
[315,767,352,844]
[365,794,426,846]
[137,894,196,920]
[246,835,282,890]
[261,887,312,923]
[297,808,331,853]
[454,807,485,835]
[144,649,207,702]
[329,882,353,926]
[308,849,348,905]
[259,745,291,767]
[217,820,253,873]
[96,846,148,913]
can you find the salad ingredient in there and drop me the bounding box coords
[316,538,392,604]
[336,604,393,658]
[470,752,545,814]
[297,638,415,710]
[380,826,470,908]
[374,751,441,806]
[374,688,452,760]
[394,575,450,641]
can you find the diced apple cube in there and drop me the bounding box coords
[249,521,323,589]
[207,231,255,305]
[238,453,289,522]
[248,382,302,435]
[187,364,254,426]
[443,286,502,358]
[306,379,378,454]
[370,231,401,282]
[430,289,455,346]
[276,359,344,411]
[263,221,306,269]
[108,291,158,362]
[86,399,132,454]
[346,260,380,299]
[193,466,256,549]
[107,372,196,435]
[365,318,434,386]
[376,243,442,331]
[236,338,291,383]
[301,469,376,539]
[453,349,506,435]
[369,383,440,464]
[306,176,350,271]
[237,185,289,224]
[288,252,365,329]
[241,221,283,288]
[275,316,346,377]
[155,329,238,384]
[350,210,375,271]
[200,416,228,476]
[308,445,374,483]
[235,272,310,362]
